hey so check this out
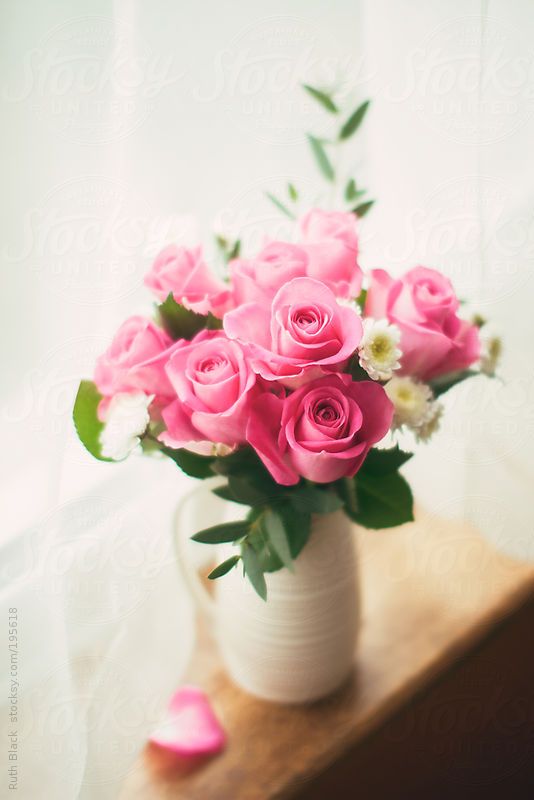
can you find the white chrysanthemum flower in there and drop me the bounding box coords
[479,335,502,377]
[358,318,402,381]
[100,393,153,461]
[385,377,442,442]
[414,402,443,442]
[336,296,362,314]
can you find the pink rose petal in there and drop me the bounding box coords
[149,685,226,756]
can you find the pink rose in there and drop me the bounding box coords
[160,330,258,449]
[247,374,393,485]
[145,245,231,317]
[230,241,308,305]
[298,209,363,299]
[94,316,176,408]
[365,266,480,380]
[224,277,363,387]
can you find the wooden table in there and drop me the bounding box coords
[120,508,534,799]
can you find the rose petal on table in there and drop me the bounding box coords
[149,685,226,756]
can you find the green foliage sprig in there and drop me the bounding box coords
[265,85,374,222]
[73,374,415,599]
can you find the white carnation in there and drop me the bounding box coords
[100,393,153,461]
[385,377,442,440]
[358,318,402,381]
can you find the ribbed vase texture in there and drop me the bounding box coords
[215,510,359,703]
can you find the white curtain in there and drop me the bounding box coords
[1,0,533,796]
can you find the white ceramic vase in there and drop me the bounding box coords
[176,481,360,704]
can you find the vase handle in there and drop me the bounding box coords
[173,477,224,623]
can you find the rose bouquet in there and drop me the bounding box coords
[73,88,499,600]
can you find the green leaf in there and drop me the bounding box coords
[354,471,414,529]
[228,475,273,506]
[344,178,357,201]
[212,484,240,503]
[361,446,413,476]
[72,381,113,462]
[265,192,295,219]
[257,546,284,573]
[288,182,298,202]
[157,293,216,340]
[228,239,241,260]
[307,134,335,182]
[207,555,240,580]
[246,511,284,572]
[241,541,267,600]
[339,99,370,140]
[206,314,224,330]
[353,200,375,218]
[347,355,370,382]
[430,369,477,397]
[277,502,311,559]
[302,83,338,113]
[162,447,215,479]
[213,449,282,498]
[192,520,250,544]
[216,235,241,264]
[345,179,366,203]
[213,446,264,476]
[289,485,344,514]
[336,477,359,520]
[356,288,367,311]
[262,509,293,571]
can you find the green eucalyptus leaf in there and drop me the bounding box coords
[161,447,215,479]
[345,179,366,203]
[361,446,413,476]
[247,516,283,572]
[307,134,335,182]
[192,520,250,545]
[354,471,414,529]
[212,484,241,503]
[353,200,375,218]
[344,178,357,201]
[288,183,298,202]
[73,380,113,462]
[207,555,240,580]
[212,446,261,476]
[430,369,477,397]
[302,83,338,113]
[277,502,311,559]
[228,475,274,506]
[289,485,344,514]
[265,192,295,219]
[228,239,241,260]
[257,546,284,573]
[213,449,282,500]
[339,99,370,140]
[241,541,267,600]
[262,509,293,571]
[212,485,234,502]
[336,476,359,520]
